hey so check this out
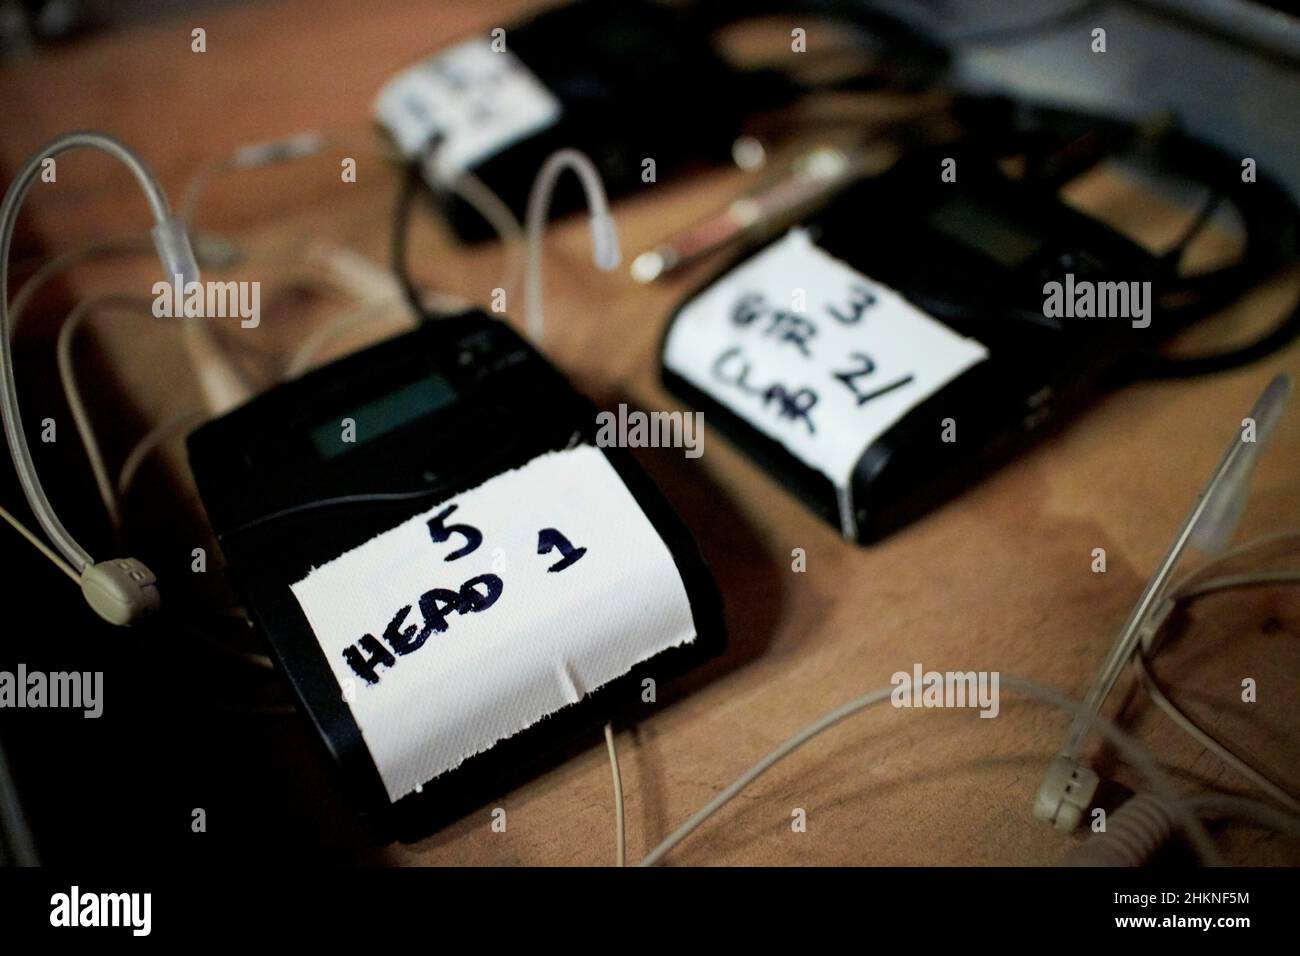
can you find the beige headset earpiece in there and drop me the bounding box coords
[1,131,200,625]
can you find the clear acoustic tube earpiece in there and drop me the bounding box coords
[1,131,202,624]
[1033,372,1292,831]
[523,147,621,346]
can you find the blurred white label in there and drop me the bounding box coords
[290,445,696,802]
[374,38,561,184]
[664,228,988,493]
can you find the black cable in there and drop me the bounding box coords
[967,95,1300,378]
[222,487,443,540]
[1161,189,1224,269]
[0,734,38,866]
[391,157,435,324]
[684,0,952,106]
[1138,285,1300,378]
[1136,133,1300,377]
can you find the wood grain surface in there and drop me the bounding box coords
[1,0,1296,865]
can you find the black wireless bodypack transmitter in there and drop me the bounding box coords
[662,150,1165,543]
[374,0,742,240]
[188,311,724,837]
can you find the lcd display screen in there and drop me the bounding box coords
[926,195,1043,269]
[310,372,458,460]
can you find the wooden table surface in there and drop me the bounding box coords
[2,0,1297,866]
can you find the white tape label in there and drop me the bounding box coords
[290,445,696,802]
[664,228,989,493]
[374,38,561,184]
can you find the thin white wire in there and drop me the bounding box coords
[13,130,524,426]
[1134,556,1300,813]
[1,132,175,573]
[638,673,1218,867]
[30,129,522,529]
[188,130,525,314]
[604,722,626,867]
[635,551,1300,866]
[35,156,524,543]
[1063,389,1272,759]
[1135,654,1300,812]
[9,235,153,337]
[1178,568,1300,599]
[1184,793,1300,839]
[523,148,620,345]
[1143,530,1300,654]
[0,502,79,583]
[117,409,207,504]
[179,129,401,229]
[189,132,525,372]
[57,295,155,534]
[283,301,398,378]
[6,360,266,673]
[174,130,411,412]
[451,168,525,298]
[113,412,275,676]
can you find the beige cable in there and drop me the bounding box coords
[604,722,626,867]
[56,295,156,534]
[0,503,80,583]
